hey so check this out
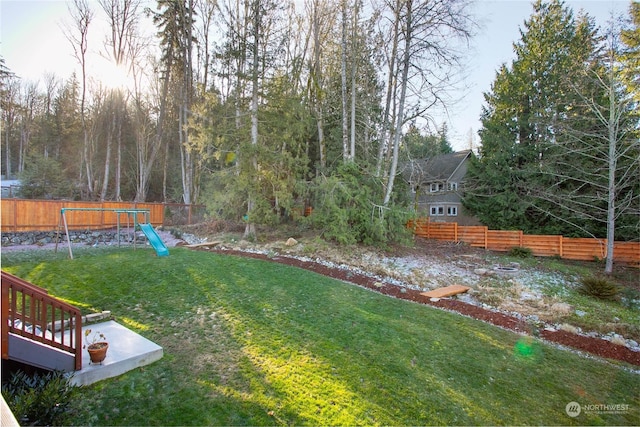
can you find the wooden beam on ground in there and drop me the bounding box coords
[184,241,222,248]
[421,284,471,299]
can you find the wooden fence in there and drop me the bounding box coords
[410,218,640,265]
[1,199,166,232]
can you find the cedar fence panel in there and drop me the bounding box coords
[411,220,459,241]
[410,218,639,265]
[457,226,488,248]
[561,238,607,261]
[486,230,523,252]
[0,199,15,229]
[1,199,166,232]
[521,234,563,257]
[425,222,457,241]
[9,200,64,231]
[614,242,640,264]
[409,219,430,239]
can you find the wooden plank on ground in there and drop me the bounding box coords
[420,284,471,298]
[184,241,222,248]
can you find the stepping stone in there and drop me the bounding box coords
[421,284,471,298]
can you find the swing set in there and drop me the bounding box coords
[55,208,151,259]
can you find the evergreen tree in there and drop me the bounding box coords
[18,154,72,199]
[464,0,602,234]
[533,15,640,271]
[620,1,640,104]
[401,123,451,160]
[53,75,83,195]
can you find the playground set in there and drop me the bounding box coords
[55,207,169,258]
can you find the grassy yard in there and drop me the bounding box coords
[2,247,639,426]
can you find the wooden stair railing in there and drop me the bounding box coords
[1,271,83,371]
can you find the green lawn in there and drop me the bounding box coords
[2,247,639,426]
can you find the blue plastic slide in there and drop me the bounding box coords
[139,223,169,257]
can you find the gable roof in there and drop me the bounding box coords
[416,150,473,182]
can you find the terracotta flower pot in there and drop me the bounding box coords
[87,342,109,364]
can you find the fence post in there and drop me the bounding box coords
[559,235,563,258]
[483,226,488,249]
[454,222,458,242]
[13,199,18,232]
[12,199,17,232]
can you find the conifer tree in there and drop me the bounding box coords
[464,0,602,234]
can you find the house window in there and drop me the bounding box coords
[430,205,444,216]
[430,183,442,193]
[447,206,458,216]
[447,182,458,191]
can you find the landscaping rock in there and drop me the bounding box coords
[285,237,298,246]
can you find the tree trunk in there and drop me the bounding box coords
[115,103,122,201]
[349,0,358,161]
[179,0,195,205]
[100,97,115,201]
[179,104,193,204]
[135,53,171,202]
[65,0,94,198]
[311,0,326,169]
[605,68,617,275]
[244,0,261,239]
[4,115,11,178]
[383,0,412,206]
[340,0,349,163]
[376,0,400,178]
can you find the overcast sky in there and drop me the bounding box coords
[0,0,631,151]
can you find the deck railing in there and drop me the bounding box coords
[1,271,83,370]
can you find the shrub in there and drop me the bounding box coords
[305,163,412,246]
[509,246,533,258]
[579,276,620,301]
[620,287,640,310]
[169,228,183,239]
[1,369,79,426]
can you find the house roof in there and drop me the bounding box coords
[416,150,473,182]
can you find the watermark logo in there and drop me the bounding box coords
[566,402,581,417]
[566,401,630,417]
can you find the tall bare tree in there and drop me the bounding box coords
[340,0,349,162]
[17,82,40,173]
[64,0,95,198]
[535,27,639,274]
[382,0,474,206]
[2,77,19,179]
[376,0,400,178]
[99,0,142,200]
[306,0,336,170]
[194,0,216,91]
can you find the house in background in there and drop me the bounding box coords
[1,178,21,198]
[405,150,480,225]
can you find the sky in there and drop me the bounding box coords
[0,0,632,151]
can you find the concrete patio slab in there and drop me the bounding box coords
[64,320,163,386]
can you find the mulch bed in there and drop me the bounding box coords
[205,247,640,367]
